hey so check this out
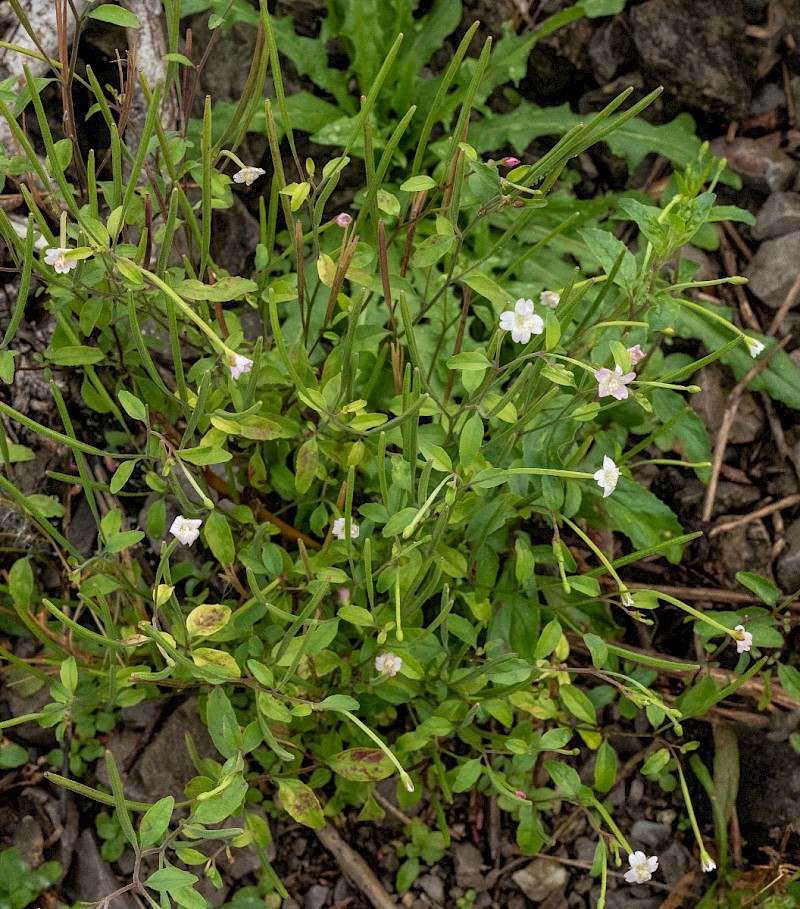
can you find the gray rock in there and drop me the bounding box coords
[777,519,800,593]
[658,841,694,888]
[304,884,329,909]
[588,18,635,83]
[94,729,140,791]
[747,231,800,308]
[0,681,56,747]
[753,192,800,240]
[629,820,672,853]
[417,873,445,904]
[12,815,43,868]
[124,699,216,803]
[676,479,761,519]
[711,137,797,193]
[453,842,487,892]
[67,830,138,909]
[750,81,785,116]
[511,858,568,902]
[629,0,752,119]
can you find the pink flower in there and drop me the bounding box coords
[334,212,353,228]
[626,344,645,365]
[733,624,752,653]
[594,365,636,401]
[228,352,254,380]
[514,789,527,800]
[501,156,521,167]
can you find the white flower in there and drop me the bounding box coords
[620,591,635,608]
[626,344,645,365]
[375,652,402,676]
[733,624,752,653]
[499,298,544,344]
[745,337,764,358]
[228,352,254,379]
[169,515,202,546]
[539,290,560,309]
[593,455,620,498]
[594,365,636,401]
[624,852,659,885]
[44,247,78,274]
[232,166,266,186]
[332,517,359,540]
[700,852,716,873]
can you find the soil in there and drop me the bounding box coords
[2,1,800,908]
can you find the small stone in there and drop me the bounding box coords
[711,137,797,193]
[511,859,568,902]
[753,192,800,240]
[713,516,775,585]
[629,820,672,852]
[68,830,138,909]
[658,841,693,887]
[453,842,487,892]
[12,815,43,868]
[417,874,445,905]
[747,231,800,308]
[304,884,329,909]
[588,18,635,83]
[777,519,800,592]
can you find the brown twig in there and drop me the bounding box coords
[709,494,800,538]
[371,790,413,826]
[201,468,321,550]
[702,336,790,523]
[315,824,397,909]
[767,271,800,337]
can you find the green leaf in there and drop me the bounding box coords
[446,351,492,371]
[640,748,671,776]
[186,604,231,638]
[177,446,233,465]
[176,276,258,302]
[736,572,779,607]
[452,758,482,793]
[139,797,174,849]
[315,694,360,711]
[338,604,374,627]
[543,760,581,797]
[0,742,29,768]
[192,648,241,679]
[328,748,394,782]
[88,4,141,27]
[594,741,618,792]
[110,459,137,494]
[48,345,105,366]
[411,234,455,268]
[604,479,684,564]
[778,664,800,702]
[534,618,562,660]
[118,389,147,422]
[8,557,33,609]
[204,510,235,567]
[400,175,437,192]
[146,867,199,892]
[295,437,318,494]
[559,684,596,725]
[276,779,325,828]
[192,774,248,825]
[60,656,78,694]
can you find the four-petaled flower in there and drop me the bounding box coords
[334,212,353,228]
[733,624,752,653]
[229,352,254,380]
[539,290,560,309]
[44,247,77,274]
[594,364,636,401]
[499,298,544,344]
[627,344,645,365]
[745,337,764,358]
[624,852,659,885]
[375,652,402,676]
[332,517,359,540]
[232,166,266,186]
[593,455,620,498]
[700,852,716,873]
[170,515,202,546]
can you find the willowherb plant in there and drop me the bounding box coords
[0,2,798,907]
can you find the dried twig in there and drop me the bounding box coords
[709,494,800,538]
[702,336,790,523]
[315,824,397,909]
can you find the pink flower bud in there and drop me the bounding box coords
[334,212,353,228]
[511,200,525,208]
[514,790,527,799]
[501,156,521,167]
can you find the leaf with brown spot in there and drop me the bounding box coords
[276,778,325,828]
[328,748,394,782]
